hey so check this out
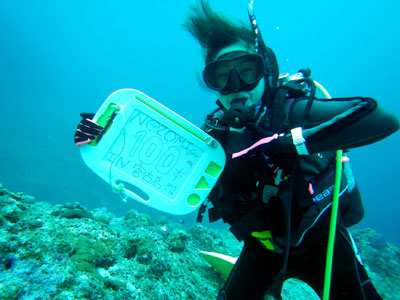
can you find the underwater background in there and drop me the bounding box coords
[1,0,399,246]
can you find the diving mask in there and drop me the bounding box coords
[203,51,265,95]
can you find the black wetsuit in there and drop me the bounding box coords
[205,95,399,300]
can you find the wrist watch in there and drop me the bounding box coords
[291,127,309,155]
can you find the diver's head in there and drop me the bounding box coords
[183,0,277,104]
[183,0,279,126]
[203,41,266,110]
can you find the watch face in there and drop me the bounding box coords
[294,137,305,145]
[291,127,305,145]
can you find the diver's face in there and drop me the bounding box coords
[213,43,265,110]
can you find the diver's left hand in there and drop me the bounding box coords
[74,113,104,146]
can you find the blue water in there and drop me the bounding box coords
[1,0,399,245]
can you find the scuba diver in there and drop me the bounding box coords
[181,1,399,299]
[74,0,399,299]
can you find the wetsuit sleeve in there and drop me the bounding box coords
[288,97,399,153]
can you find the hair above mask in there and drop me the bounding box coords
[182,0,254,64]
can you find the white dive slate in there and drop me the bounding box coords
[80,89,226,215]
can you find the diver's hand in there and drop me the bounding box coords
[74,113,104,146]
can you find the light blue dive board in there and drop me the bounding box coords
[80,89,226,215]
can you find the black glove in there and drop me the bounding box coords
[74,113,104,146]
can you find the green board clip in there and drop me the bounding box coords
[89,103,119,146]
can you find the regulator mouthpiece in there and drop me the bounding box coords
[224,98,251,129]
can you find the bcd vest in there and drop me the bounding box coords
[205,103,364,247]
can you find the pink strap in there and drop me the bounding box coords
[232,133,284,159]
[82,118,100,126]
[76,128,97,138]
[308,183,314,195]
[335,156,350,163]
[75,138,91,146]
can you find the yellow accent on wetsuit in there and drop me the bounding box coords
[251,230,276,251]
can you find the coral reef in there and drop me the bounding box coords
[0,183,399,299]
